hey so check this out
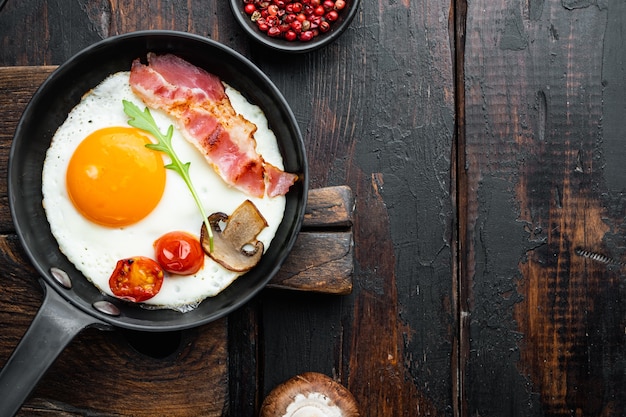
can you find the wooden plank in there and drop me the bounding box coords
[463,1,626,415]
[303,185,354,229]
[0,67,56,230]
[269,185,354,294]
[255,2,456,416]
[268,231,353,294]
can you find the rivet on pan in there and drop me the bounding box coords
[50,267,72,289]
[93,300,121,317]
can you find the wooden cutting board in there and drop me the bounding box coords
[0,66,353,416]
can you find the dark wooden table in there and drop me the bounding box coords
[0,1,624,416]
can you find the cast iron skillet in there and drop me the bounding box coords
[0,31,307,416]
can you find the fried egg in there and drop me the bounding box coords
[42,71,286,310]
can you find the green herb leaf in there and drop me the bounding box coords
[122,100,214,252]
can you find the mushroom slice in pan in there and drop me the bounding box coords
[201,199,268,272]
[260,372,360,417]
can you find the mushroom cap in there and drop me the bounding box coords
[259,372,360,417]
[201,199,268,272]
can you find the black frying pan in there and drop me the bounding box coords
[0,31,307,416]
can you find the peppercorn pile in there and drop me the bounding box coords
[243,0,346,42]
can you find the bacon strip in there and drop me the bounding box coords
[129,53,297,198]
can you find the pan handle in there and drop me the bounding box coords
[0,279,111,417]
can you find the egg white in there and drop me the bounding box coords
[42,71,286,310]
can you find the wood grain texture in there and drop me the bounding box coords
[269,186,354,294]
[0,67,56,231]
[303,185,354,229]
[464,1,625,416]
[252,1,456,415]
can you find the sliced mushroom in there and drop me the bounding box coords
[200,199,268,272]
[259,372,360,417]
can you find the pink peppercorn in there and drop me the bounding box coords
[245,0,346,43]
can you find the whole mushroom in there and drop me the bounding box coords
[259,372,360,417]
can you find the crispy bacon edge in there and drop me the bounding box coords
[129,53,298,198]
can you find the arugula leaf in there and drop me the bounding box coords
[123,100,214,252]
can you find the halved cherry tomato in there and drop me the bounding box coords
[108,256,164,302]
[153,231,204,275]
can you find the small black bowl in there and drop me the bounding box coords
[229,0,360,53]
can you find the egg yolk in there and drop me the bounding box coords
[66,126,166,227]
